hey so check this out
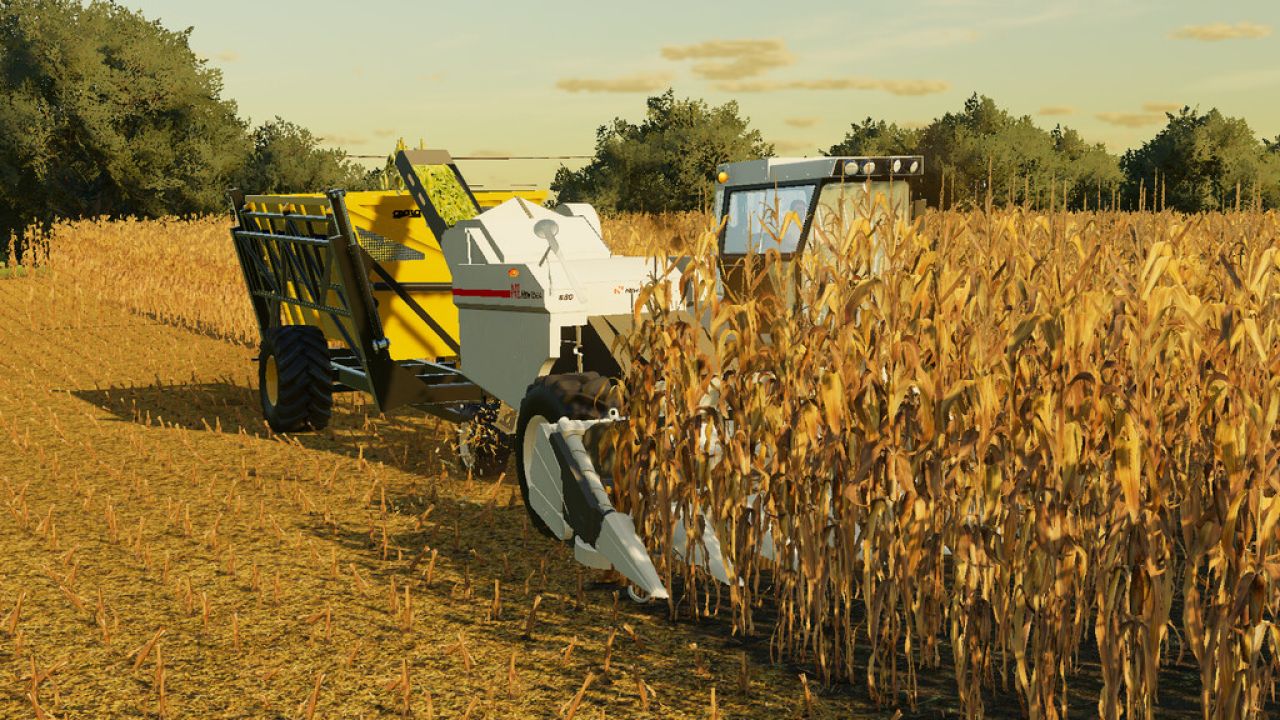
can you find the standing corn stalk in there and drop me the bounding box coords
[612,203,1280,719]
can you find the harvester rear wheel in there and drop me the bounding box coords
[258,325,333,433]
[515,373,620,539]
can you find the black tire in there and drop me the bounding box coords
[514,372,620,539]
[258,325,334,433]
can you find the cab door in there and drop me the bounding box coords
[716,183,817,301]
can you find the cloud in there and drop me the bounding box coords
[556,73,672,93]
[784,117,820,128]
[1095,112,1165,128]
[320,134,366,148]
[661,39,793,81]
[1170,22,1271,41]
[210,51,239,62]
[691,55,793,81]
[373,128,398,138]
[716,77,950,96]
[660,39,785,60]
[773,139,817,155]
[1142,102,1182,113]
[1038,106,1075,116]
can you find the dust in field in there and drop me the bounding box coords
[0,273,887,719]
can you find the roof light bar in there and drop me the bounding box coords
[833,156,924,179]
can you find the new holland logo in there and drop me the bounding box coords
[509,283,544,300]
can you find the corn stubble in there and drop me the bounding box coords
[612,200,1280,719]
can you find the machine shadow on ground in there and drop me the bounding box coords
[71,381,460,474]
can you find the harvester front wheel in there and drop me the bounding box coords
[258,326,333,433]
[515,373,620,540]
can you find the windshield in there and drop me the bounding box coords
[722,184,816,255]
[809,180,911,273]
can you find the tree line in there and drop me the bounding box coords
[554,91,1280,214]
[4,0,1279,263]
[0,0,374,260]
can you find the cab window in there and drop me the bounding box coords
[723,185,815,255]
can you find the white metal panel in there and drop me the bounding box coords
[452,198,611,265]
[529,422,572,540]
[455,308,558,409]
[554,203,603,240]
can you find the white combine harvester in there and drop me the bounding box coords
[229,152,923,602]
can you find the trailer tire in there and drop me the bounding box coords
[515,373,620,540]
[259,325,334,433]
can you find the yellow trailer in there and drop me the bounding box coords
[242,190,461,362]
[238,149,549,364]
[474,189,549,207]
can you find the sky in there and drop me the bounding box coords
[127,0,1279,188]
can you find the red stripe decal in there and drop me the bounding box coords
[452,288,512,298]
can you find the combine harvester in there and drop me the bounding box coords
[228,150,924,601]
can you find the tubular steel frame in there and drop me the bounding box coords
[228,188,485,423]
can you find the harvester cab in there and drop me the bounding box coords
[228,151,924,603]
[712,155,924,297]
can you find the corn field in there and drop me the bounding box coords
[3,208,1278,718]
[613,204,1280,719]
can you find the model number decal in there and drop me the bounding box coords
[392,209,423,219]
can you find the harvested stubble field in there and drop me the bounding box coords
[0,215,896,720]
[0,207,1276,720]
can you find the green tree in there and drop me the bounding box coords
[913,94,1120,209]
[0,0,249,257]
[1049,125,1125,209]
[235,118,376,194]
[551,90,773,213]
[1122,108,1280,211]
[826,118,920,157]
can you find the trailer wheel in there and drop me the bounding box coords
[258,325,334,433]
[515,373,620,539]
